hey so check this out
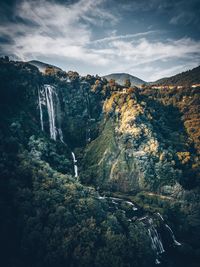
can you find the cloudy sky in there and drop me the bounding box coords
[0,0,200,81]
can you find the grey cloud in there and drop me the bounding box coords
[170,11,198,25]
[0,0,199,80]
[0,35,15,45]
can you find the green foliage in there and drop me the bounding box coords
[0,135,154,267]
[81,119,118,186]
[155,65,200,86]
[124,78,131,88]
[0,58,200,267]
[0,59,155,267]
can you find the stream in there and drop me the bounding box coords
[97,194,181,265]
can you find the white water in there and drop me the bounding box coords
[155,259,161,265]
[97,194,179,265]
[112,199,118,205]
[98,196,106,200]
[157,212,164,221]
[148,218,165,264]
[38,88,44,131]
[125,201,138,211]
[98,196,138,211]
[165,224,181,246]
[71,152,78,177]
[44,85,57,140]
[138,216,148,221]
[87,128,91,142]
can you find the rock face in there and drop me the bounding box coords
[81,90,183,193]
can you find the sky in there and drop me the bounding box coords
[0,0,200,81]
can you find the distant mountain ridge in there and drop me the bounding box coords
[103,73,146,86]
[28,60,62,73]
[28,60,200,87]
[154,65,200,86]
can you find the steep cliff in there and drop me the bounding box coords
[81,87,198,194]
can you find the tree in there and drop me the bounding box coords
[124,78,131,88]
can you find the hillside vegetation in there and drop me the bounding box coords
[154,66,200,86]
[0,58,200,267]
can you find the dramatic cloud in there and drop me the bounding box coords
[90,31,158,45]
[0,0,199,80]
[0,0,117,64]
[90,37,200,80]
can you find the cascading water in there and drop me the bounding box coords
[157,212,164,221]
[86,127,91,143]
[71,152,78,177]
[156,213,181,246]
[165,224,181,246]
[97,194,181,264]
[44,85,57,140]
[38,84,64,142]
[148,218,165,264]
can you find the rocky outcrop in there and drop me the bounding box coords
[81,90,185,193]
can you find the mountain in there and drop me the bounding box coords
[28,60,62,73]
[154,65,200,86]
[103,73,146,86]
[0,57,200,267]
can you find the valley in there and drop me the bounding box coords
[0,57,200,267]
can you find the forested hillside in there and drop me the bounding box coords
[154,66,200,86]
[0,58,200,267]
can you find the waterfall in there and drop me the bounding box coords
[165,224,181,246]
[97,194,179,265]
[125,200,138,211]
[44,85,57,140]
[72,152,78,177]
[38,88,44,131]
[148,218,165,264]
[87,128,91,143]
[38,85,79,179]
[38,84,64,143]
[157,212,164,221]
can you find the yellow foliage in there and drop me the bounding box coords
[177,151,191,164]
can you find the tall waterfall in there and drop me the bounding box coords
[44,85,57,140]
[38,85,79,178]
[38,84,64,142]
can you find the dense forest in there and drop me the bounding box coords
[0,58,200,267]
